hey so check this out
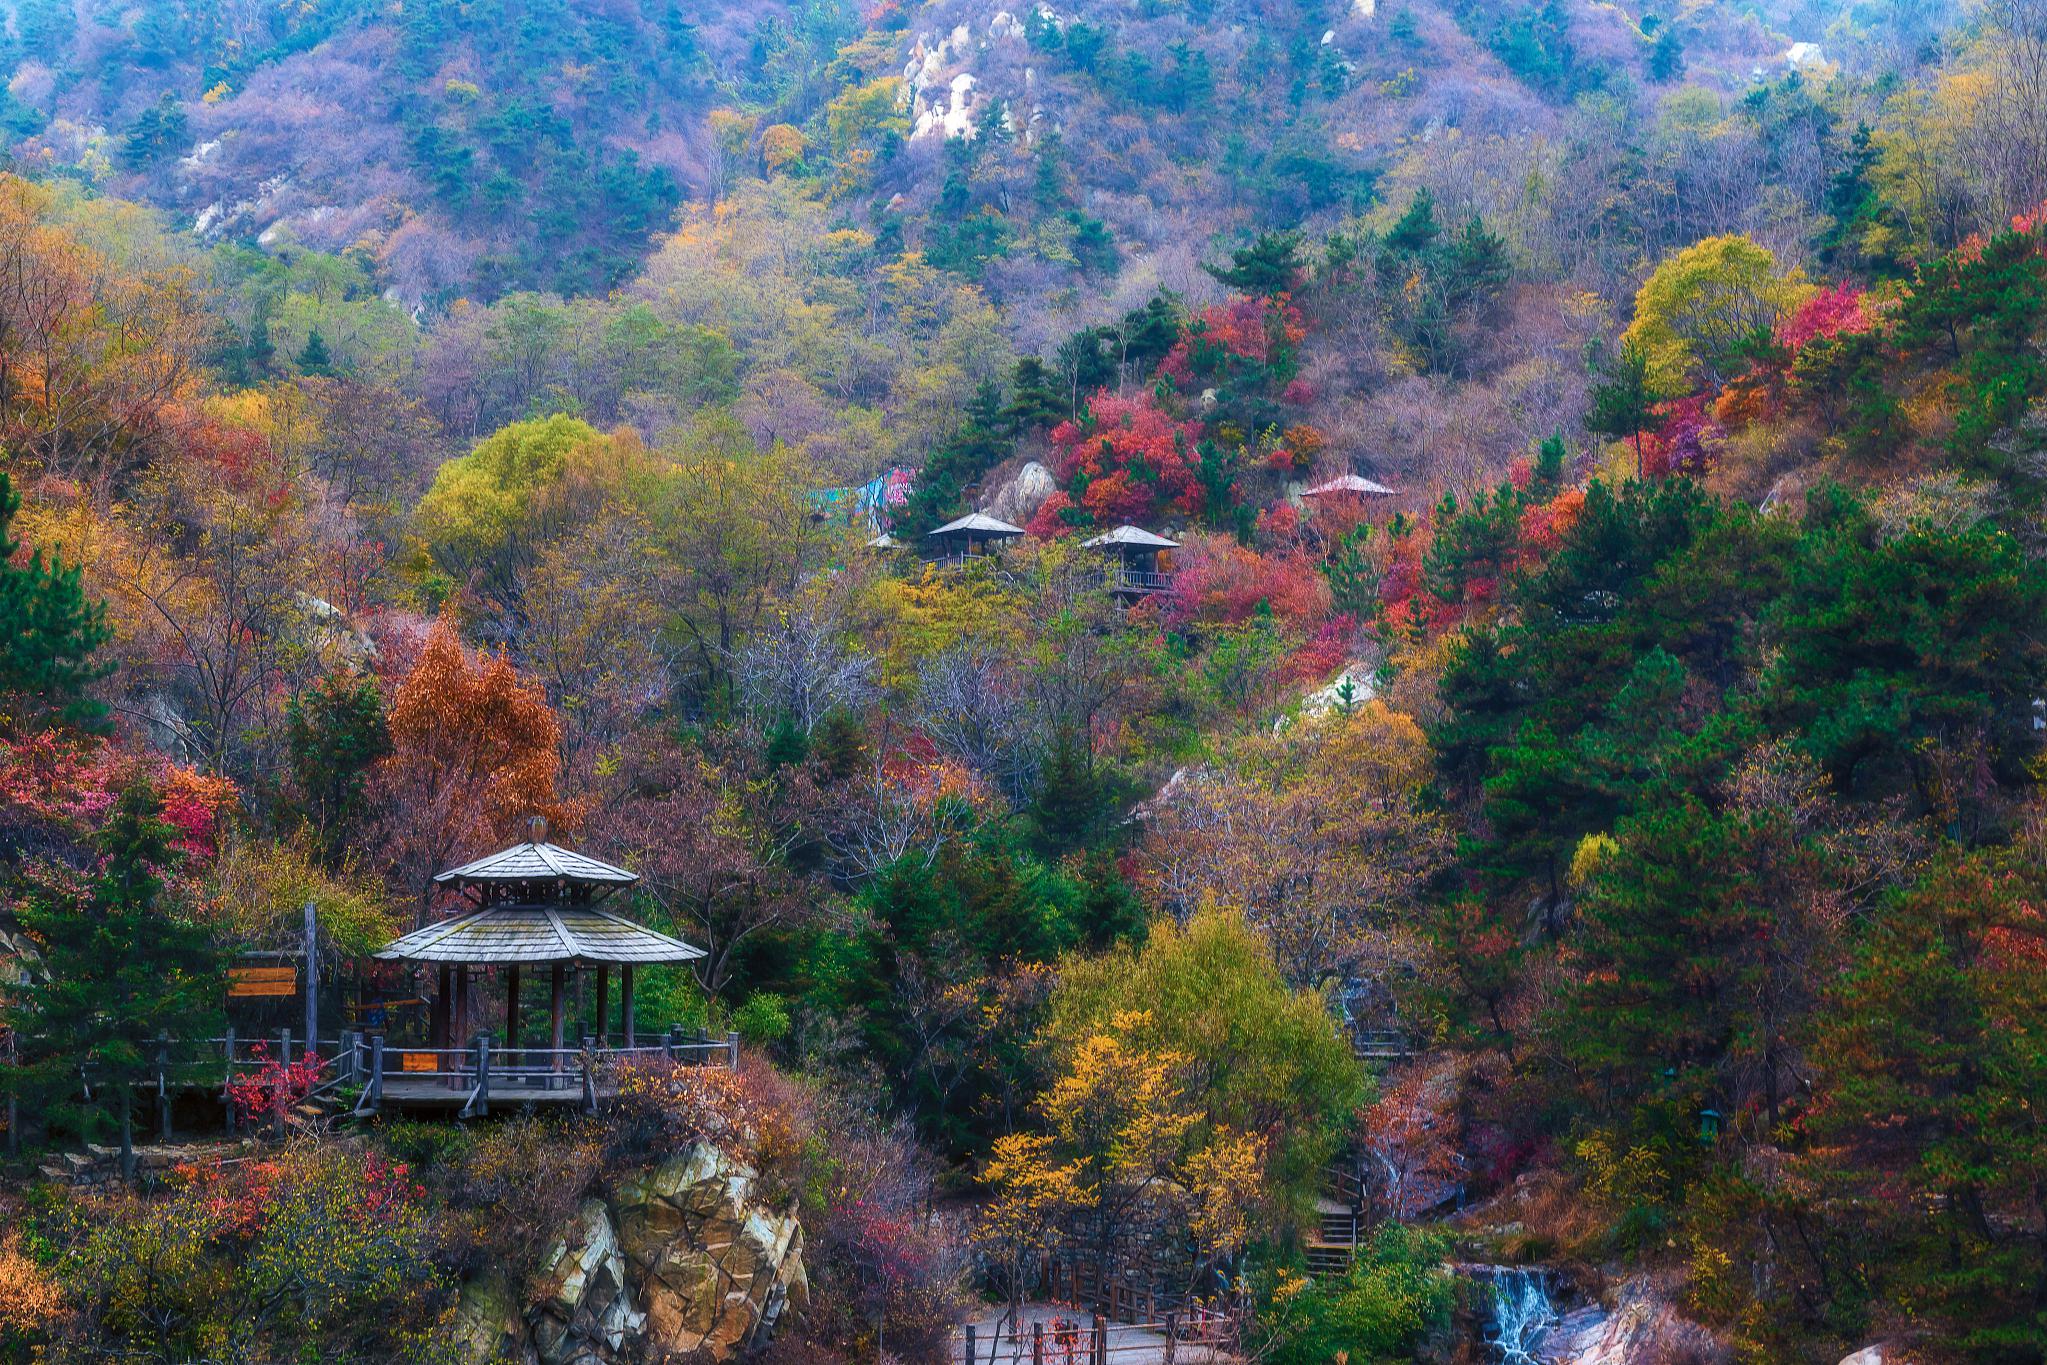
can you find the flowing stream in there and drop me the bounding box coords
[1461,1265,1566,1364]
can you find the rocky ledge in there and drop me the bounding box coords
[453,1140,808,1364]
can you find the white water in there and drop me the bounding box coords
[1471,1266,1563,1365]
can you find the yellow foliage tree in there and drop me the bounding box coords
[984,1010,1266,1301]
[1619,235,1811,392]
[760,124,806,175]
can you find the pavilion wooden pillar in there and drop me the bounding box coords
[454,964,469,1042]
[621,966,636,1050]
[550,963,566,1076]
[594,966,610,1049]
[433,965,452,1049]
[505,964,520,1065]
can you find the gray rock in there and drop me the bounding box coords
[456,1141,805,1365]
[984,461,1057,526]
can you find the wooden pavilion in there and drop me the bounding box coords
[1081,524,1178,599]
[1301,473,1397,500]
[926,511,1025,565]
[373,819,705,1078]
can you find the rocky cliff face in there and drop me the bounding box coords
[453,1141,808,1364]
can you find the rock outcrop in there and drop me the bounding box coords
[1547,1277,1728,1365]
[983,461,1057,526]
[454,1141,807,1365]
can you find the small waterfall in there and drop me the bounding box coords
[1462,1265,1563,1364]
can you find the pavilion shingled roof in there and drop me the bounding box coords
[1082,525,1179,549]
[927,511,1026,537]
[1302,474,1397,498]
[373,905,705,966]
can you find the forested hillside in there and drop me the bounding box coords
[3,0,2047,1363]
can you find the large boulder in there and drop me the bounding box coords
[456,1141,806,1365]
[983,461,1058,526]
[1550,1277,1727,1365]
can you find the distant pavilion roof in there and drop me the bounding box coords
[373,905,704,966]
[928,512,1026,538]
[1303,474,1397,498]
[1083,525,1179,550]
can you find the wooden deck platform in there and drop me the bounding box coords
[374,1076,624,1109]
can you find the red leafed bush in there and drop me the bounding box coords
[1516,488,1586,561]
[1050,393,1205,525]
[1026,489,1076,539]
[1160,296,1307,387]
[1156,534,1331,629]
[1776,284,1869,352]
[1642,395,1719,477]
[224,1044,327,1131]
[0,733,238,864]
[1288,613,1356,683]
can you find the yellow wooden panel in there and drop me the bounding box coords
[227,965,297,998]
[399,1051,440,1073]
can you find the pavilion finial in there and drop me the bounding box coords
[527,813,549,844]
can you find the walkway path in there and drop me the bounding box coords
[958,1303,1234,1365]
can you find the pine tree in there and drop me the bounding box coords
[1068,212,1119,276]
[1586,340,1662,478]
[1322,522,1382,619]
[1383,188,1441,255]
[1202,231,1305,295]
[5,784,226,1179]
[1028,731,1109,854]
[1647,25,1684,82]
[1530,431,1568,497]
[0,472,112,734]
[1003,356,1068,432]
[246,307,276,377]
[295,328,333,376]
[286,671,391,860]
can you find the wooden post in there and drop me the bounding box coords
[1032,1321,1044,1365]
[221,1026,236,1136]
[621,965,636,1050]
[726,1030,741,1070]
[155,1032,171,1142]
[474,1034,491,1117]
[302,900,318,1060]
[1092,1315,1106,1365]
[453,964,469,1043]
[433,965,451,1049]
[368,1035,385,1111]
[965,1326,976,1365]
[1163,1314,1177,1365]
[342,1030,359,1086]
[273,1028,290,1140]
[581,1035,596,1113]
[550,962,566,1082]
[504,965,520,1071]
[594,966,610,1048]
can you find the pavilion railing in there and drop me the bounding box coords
[341,1029,740,1118]
[2,1026,740,1146]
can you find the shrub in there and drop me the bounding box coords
[735,991,793,1047]
[1258,1224,1455,1365]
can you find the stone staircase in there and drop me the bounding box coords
[1304,1197,1359,1277]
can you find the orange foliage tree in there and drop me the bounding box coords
[367,621,580,904]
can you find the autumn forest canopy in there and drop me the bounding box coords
[3,0,2047,1362]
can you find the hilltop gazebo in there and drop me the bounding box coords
[1082,524,1178,599]
[1301,473,1397,500]
[926,511,1025,565]
[373,820,704,1066]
